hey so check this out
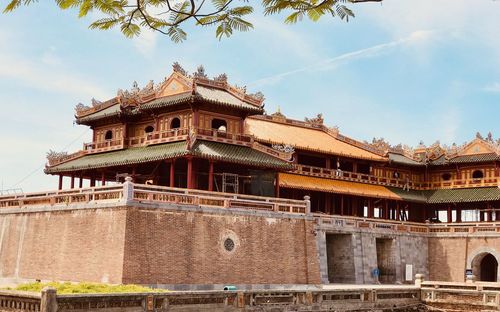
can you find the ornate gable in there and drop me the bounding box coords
[157,71,193,98]
[459,138,496,156]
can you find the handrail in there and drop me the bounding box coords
[296,164,500,190]
[0,182,308,214]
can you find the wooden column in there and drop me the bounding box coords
[90,177,96,187]
[275,173,280,198]
[447,205,452,223]
[325,158,331,169]
[101,172,106,186]
[79,174,83,188]
[193,109,200,128]
[187,157,193,189]
[58,175,63,190]
[208,161,214,192]
[170,160,175,187]
[384,200,389,219]
[368,199,374,218]
[456,207,462,223]
[396,202,401,221]
[340,195,344,216]
[70,175,75,189]
[325,193,332,214]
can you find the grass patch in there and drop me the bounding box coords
[9,282,166,294]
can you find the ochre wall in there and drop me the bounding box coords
[0,208,127,284]
[428,236,500,282]
[122,208,321,285]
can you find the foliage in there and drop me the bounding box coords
[3,0,381,42]
[8,281,166,294]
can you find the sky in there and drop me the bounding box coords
[0,0,499,192]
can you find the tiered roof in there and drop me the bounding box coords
[75,64,265,126]
[246,114,387,161]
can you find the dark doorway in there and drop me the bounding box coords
[326,234,355,283]
[376,238,396,284]
[480,254,498,282]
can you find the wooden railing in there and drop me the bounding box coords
[83,138,124,153]
[296,164,416,189]
[426,177,500,189]
[49,127,293,167]
[0,182,308,214]
[296,164,500,190]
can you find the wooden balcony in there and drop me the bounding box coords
[48,128,260,167]
[296,164,500,190]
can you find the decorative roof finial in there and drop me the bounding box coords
[172,62,187,76]
[194,65,207,79]
[476,132,483,139]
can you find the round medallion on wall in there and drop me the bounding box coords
[220,230,239,255]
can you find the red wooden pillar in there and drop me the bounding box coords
[340,195,344,216]
[384,200,389,219]
[170,160,175,187]
[58,175,63,190]
[193,109,199,128]
[187,157,193,189]
[396,202,400,221]
[368,199,373,218]
[447,205,452,223]
[90,177,96,187]
[208,161,214,192]
[275,173,280,198]
[456,207,462,223]
[101,172,106,186]
[70,174,75,189]
[79,174,83,188]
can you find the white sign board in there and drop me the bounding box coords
[405,264,413,281]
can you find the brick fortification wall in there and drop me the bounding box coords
[0,208,127,284]
[122,207,321,285]
[428,237,500,282]
[0,205,321,286]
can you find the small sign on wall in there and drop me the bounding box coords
[405,264,413,281]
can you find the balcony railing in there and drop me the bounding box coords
[296,164,500,190]
[0,181,308,214]
[48,128,284,167]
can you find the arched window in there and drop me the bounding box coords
[104,130,113,140]
[472,170,484,179]
[170,117,181,129]
[211,118,227,132]
[145,125,154,133]
[442,173,452,181]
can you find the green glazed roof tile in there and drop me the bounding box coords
[427,187,500,204]
[46,140,293,173]
[191,140,293,170]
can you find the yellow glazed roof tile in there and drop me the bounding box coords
[245,118,386,161]
[279,173,402,200]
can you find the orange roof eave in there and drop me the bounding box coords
[278,173,402,201]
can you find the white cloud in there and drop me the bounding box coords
[250,30,435,87]
[0,50,110,99]
[132,29,158,58]
[484,82,500,92]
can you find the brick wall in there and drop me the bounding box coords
[0,208,127,284]
[121,207,321,285]
[428,237,500,282]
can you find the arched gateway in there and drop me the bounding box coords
[470,251,499,282]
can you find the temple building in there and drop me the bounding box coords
[1,64,499,287]
[45,64,500,225]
